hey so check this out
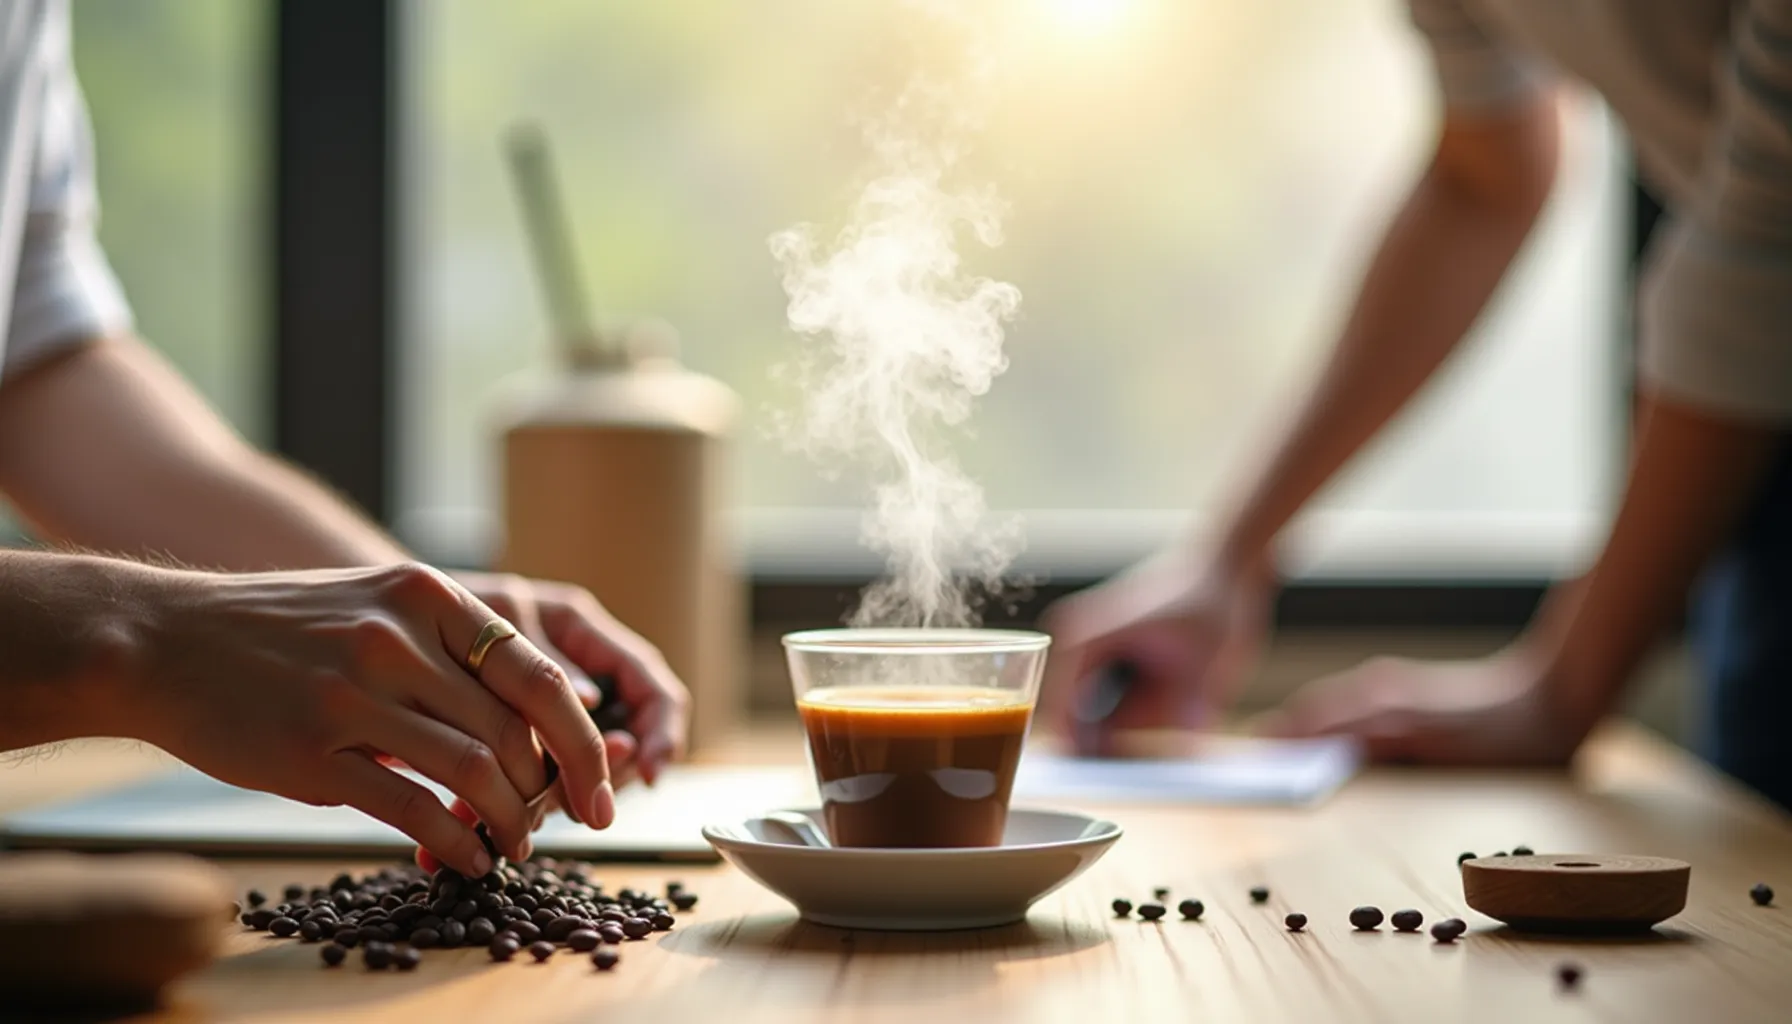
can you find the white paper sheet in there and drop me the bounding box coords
[1012,737,1361,807]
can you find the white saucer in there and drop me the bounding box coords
[702,808,1122,931]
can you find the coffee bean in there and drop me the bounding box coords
[475,892,502,915]
[1284,913,1307,932]
[245,908,277,931]
[591,946,620,971]
[507,920,542,944]
[598,924,626,944]
[621,917,652,940]
[439,919,467,948]
[666,881,685,896]
[363,942,394,970]
[1110,898,1133,918]
[414,914,445,933]
[489,936,520,962]
[1751,883,1774,906]
[567,929,601,952]
[380,894,404,911]
[330,873,355,893]
[651,913,675,932]
[394,947,422,971]
[451,899,479,923]
[512,893,538,913]
[671,892,698,912]
[321,943,348,967]
[1391,909,1423,932]
[1137,903,1167,922]
[599,909,628,925]
[1348,906,1383,931]
[1556,962,1582,989]
[270,916,301,938]
[1177,899,1204,921]
[1249,886,1270,904]
[467,918,497,946]
[335,928,361,949]
[430,896,457,919]
[1457,852,1475,865]
[1512,845,1533,856]
[284,884,307,902]
[532,908,559,928]
[528,940,556,962]
[247,889,268,908]
[410,927,440,949]
[505,907,531,922]
[1491,851,1508,858]
[1430,918,1466,942]
[1152,887,1170,901]
[543,915,580,942]
[299,919,324,942]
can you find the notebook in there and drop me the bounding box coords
[0,738,1358,861]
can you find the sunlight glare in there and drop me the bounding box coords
[1045,0,1134,33]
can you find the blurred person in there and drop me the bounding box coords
[0,1,688,875]
[1043,1,1792,806]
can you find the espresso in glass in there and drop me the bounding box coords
[798,686,1033,848]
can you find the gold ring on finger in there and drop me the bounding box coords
[465,619,518,674]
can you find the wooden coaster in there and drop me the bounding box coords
[0,852,234,1010]
[1460,853,1690,933]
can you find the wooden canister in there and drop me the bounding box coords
[494,348,743,754]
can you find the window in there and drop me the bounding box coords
[402,0,1620,580]
[72,0,270,441]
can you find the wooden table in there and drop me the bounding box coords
[3,723,1791,1023]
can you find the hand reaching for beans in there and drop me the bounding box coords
[122,562,684,877]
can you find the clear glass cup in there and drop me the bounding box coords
[783,628,1051,849]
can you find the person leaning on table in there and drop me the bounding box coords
[0,1,688,874]
[1043,1,1792,808]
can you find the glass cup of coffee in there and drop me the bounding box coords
[784,628,1051,849]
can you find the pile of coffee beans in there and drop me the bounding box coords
[238,857,696,975]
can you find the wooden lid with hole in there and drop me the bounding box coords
[1460,854,1690,933]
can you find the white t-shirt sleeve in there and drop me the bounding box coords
[2,7,131,374]
[1405,0,1552,111]
[1637,0,1792,421]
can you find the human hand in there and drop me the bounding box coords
[1039,548,1274,756]
[1258,639,1593,765]
[131,562,615,877]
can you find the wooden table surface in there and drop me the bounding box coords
[3,722,1790,1024]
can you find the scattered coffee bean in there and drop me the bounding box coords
[651,913,675,932]
[1512,845,1533,856]
[621,917,653,940]
[269,916,301,938]
[1430,918,1467,943]
[467,918,497,946]
[666,881,685,897]
[1178,899,1204,921]
[528,940,556,962]
[1751,883,1774,906]
[321,943,347,967]
[671,892,698,912]
[1111,898,1133,918]
[591,947,620,971]
[567,928,601,952]
[410,927,440,949]
[1391,909,1423,932]
[299,919,324,943]
[335,928,361,949]
[1491,851,1508,858]
[394,947,422,972]
[489,936,520,962]
[1556,962,1582,989]
[1138,903,1167,922]
[246,889,268,908]
[284,884,307,902]
[598,924,625,945]
[439,919,467,948]
[1152,887,1170,901]
[1348,906,1384,931]
[1249,886,1270,904]
[1284,913,1307,932]
[1457,852,1475,866]
[363,942,394,971]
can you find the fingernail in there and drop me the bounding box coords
[472,848,493,876]
[588,781,615,829]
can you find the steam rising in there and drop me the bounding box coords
[771,31,1021,629]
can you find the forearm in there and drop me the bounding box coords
[1208,104,1557,575]
[1532,394,1783,727]
[0,337,408,570]
[0,550,158,749]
